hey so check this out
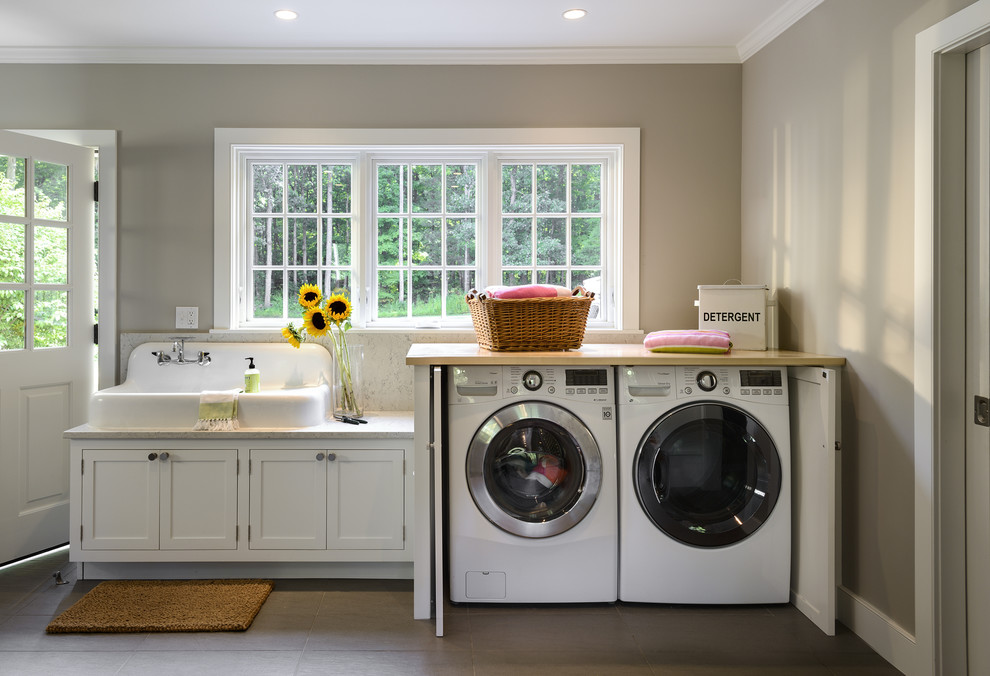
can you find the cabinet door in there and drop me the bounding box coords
[327,449,405,550]
[249,449,327,549]
[81,449,159,550]
[160,449,238,550]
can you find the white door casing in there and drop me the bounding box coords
[0,130,94,564]
[966,44,990,676]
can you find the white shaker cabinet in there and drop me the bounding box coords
[80,448,238,551]
[248,448,405,551]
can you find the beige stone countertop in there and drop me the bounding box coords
[405,343,846,366]
[64,411,414,440]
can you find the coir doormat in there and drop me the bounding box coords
[46,579,274,634]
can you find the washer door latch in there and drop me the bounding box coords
[975,395,990,428]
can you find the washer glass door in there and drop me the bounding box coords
[467,402,602,538]
[635,402,781,547]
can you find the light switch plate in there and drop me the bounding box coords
[175,306,198,329]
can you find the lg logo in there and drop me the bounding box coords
[602,407,613,420]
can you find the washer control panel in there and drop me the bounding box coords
[504,365,613,404]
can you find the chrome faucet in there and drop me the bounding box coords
[151,337,211,366]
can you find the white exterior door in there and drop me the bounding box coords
[0,130,94,564]
[967,44,990,676]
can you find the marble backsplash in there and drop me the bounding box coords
[119,329,642,411]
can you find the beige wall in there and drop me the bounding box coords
[741,0,978,634]
[0,63,741,334]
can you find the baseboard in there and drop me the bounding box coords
[79,560,413,581]
[837,585,921,675]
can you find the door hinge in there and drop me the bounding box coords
[975,395,990,427]
[93,180,99,202]
[80,524,83,540]
[81,458,84,475]
[236,525,239,542]
[93,322,98,345]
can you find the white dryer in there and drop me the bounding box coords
[447,364,617,603]
[617,365,791,604]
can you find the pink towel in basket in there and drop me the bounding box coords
[644,329,732,354]
[482,284,574,300]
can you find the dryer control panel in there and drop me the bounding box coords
[620,366,787,405]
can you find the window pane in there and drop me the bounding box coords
[287,218,318,266]
[378,164,406,213]
[322,165,352,213]
[287,269,318,296]
[412,165,442,213]
[573,269,602,295]
[412,270,441,316]
[0,156,26,217]
[0,290,25,350]
[34,161,67,221]
[502,217,531,266]
[0,222,25,283]
[446,218,476,266]
[323,217,351,266]
[34,225,68,284]
[502,270,531,286]
[287,164,318,213]
[536,217,567,266]
[536,164,567,213]
[253,217,284,266]
[411,218,441,266]
[446,270,475,316]
[322,270,352,300]
[253,269,284,319]
[572,217,601,266]
[377,217,406,266]
[377,270,404,318]
[446,164,476,213]
[571,164,602,213]
[33,290,67,348]
[537,270,568,286]
[253,164,284,213]
[502,164,533,213]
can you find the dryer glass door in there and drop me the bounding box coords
[467,402,602,538]
[635,402,781,547]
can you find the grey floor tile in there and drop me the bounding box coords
[306,610,470,652]
[117,649,303,675]
[468,609,640,654]
[0,650,132,675]
[296,649,475,675]
[643,650,833,675]
[473,649,654,675]
[0,614,149,652]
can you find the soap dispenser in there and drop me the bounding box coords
[244,357,260,393]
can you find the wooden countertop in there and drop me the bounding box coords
[405,343,846,366]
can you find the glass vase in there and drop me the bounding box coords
[332,342,363,418]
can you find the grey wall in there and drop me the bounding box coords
[0,63,741,335]
[741,0,979,634]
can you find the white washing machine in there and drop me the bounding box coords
[617,365,791,604]
[447,364,617,603]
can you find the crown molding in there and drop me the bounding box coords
[0,45,742,66]
[736,0,825,62]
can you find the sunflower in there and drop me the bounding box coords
[298,284,322,308]
[302,305,330,336]
[325,293,352,323]
[281,324,302,349]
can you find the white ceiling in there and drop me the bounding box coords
[0,0,823,65]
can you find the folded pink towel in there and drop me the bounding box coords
[482,284,574,299]
[644,329,732,353]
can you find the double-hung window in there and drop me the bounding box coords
[215,129,640,332]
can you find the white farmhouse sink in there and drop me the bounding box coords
[89,342,333,429]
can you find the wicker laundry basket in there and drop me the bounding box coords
[466,289,594,351]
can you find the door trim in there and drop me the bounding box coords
[916,4,990,674]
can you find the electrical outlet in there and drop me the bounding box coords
[175,306,198,329]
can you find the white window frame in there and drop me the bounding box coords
[214,128,640,332]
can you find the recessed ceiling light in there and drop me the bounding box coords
[274,9,298,21]
[562,8,588,20]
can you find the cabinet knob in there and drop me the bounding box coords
[316,453,325,461]
[159,452,170,461]
[326,452,337,462]
[148,452,158,461]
